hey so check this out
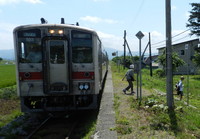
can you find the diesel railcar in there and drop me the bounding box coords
[13,19,108,112]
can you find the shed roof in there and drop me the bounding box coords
[157,38,199,50]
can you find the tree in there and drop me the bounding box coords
[112,55,139,68]
[193,47,200,67]
[157,50,185,72]
[193,52,200,67]
[0,57,3,61]
[186,3,200,36]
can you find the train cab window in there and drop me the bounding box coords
[50,41,65,64]
[72,47,92,63]
[71,31,92,63]
[17,29,42,63]
[18,42,42,63]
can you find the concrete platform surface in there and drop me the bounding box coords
[94,67,117,139]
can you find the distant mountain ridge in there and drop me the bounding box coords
[0,49,15,60]
[0,48,132,60]
[0,48,157,61]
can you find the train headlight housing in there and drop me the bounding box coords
[49,29,64,35]
[84,83,89,90]
[79,84,84,90]
[78,83,90,90]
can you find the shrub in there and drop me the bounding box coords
[0,86,18,100]
[154,69,165,77]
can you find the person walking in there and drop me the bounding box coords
[122,64,135,94]
[177,76,185,100]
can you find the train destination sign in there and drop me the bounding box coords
[18,29,41,38]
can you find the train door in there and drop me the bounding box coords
[43,39,69,94]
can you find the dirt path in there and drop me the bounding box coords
[0,99,20,115]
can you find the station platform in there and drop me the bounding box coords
[94,67,117,139]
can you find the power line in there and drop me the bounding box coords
[171,29,190,38]
[151,40,165,46]
[151,34,191,48]
[129,0,146,27]
[172,34,190,43]
[151,29,190,46]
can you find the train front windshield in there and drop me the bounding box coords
[17,29,42,63]
[71,31,93,63]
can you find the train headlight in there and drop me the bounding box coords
[78,83,90,90]
[84,83,89,90]
[58,29,64,34]
[79,84,84,90]
[49,29,55,34]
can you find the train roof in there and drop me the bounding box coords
[13,24,98,35]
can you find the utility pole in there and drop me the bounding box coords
[149,33,153,77]
[123,30,126,69]
[185,44,189,106]
[165,0,174,109]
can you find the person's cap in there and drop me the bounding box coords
[129,64,134,69]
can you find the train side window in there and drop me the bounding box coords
[21,42,25,59]
[72,47,92,63]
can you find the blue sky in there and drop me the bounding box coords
[0,0,199,54]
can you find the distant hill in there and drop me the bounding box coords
[0,48,157,61]
[105,47,158,60]
[0,48,137,61]
[0,49,15,60]
[105,47,140,60]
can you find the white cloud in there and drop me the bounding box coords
[151,31,163,38]
[185,11,190,19]
[0,0,17,5]
[0,32,14,50]
[0,23,17,32]
[0,23,18,50]
[80,16,118,24]
[0,0,43,5]
[93,0,110,2]
[171,5,177,10]
[24,0,43,4]
[80,16,101,23]
[97,31,124,50]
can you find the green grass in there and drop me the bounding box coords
[0,86,18,99]
[0,64,20,131]
[0,109,22,129]
[0,65,16,88]
[141,68,200,109]
[111,61,200,138]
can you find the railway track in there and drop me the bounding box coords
[23,111,97,139]
[26,114,53,139]
[24,113,79,139]
[0,110,98,138]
